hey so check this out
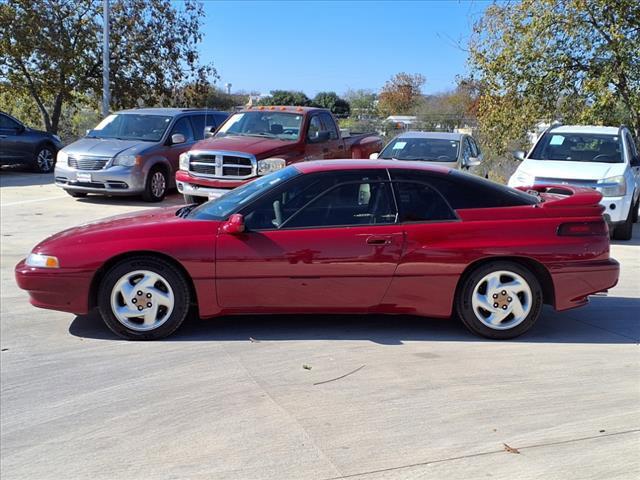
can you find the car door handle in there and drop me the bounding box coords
[366,235,391,245]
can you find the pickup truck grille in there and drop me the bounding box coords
[68,155,110,171]
[188,151,256,179]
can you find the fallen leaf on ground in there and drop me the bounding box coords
[303,364,312,370]
[503,443,520,454]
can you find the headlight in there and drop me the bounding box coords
[179,152,190,171]
[113,154,140,167]
[509,170,534,187]
[257,158,286,175]
[26,253,59,268]
[597,175,626,197]
[56,150,68,166]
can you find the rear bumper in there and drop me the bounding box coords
[550,258,620,311]
[176,170,252,198]
[15,259,92,315]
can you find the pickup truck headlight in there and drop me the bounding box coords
[26,253,59,268]
[56,150,68,166]
[179,152,190,171]
[597,175,626,197]
[258,158,286,175]
[113,154,140,167]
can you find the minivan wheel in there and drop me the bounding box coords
[142,167,167,202]
[33,146,55,173]
[97,256,190,340]
[456,261,543,339]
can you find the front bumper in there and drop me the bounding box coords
[15,259,93,315]
[549,258,620,311]
[600,194,634,225]
[176,170,252,198]
[54,164,146,194]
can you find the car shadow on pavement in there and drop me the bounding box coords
[69,295,640,345]
[0,168,54,187]
[72,192,185,207]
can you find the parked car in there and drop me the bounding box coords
[54,108,229,201]
[508,125,640,240]
[0,111,64,173]
[176,106,384,203]
[16,160,619,341]
[371,131,487,176]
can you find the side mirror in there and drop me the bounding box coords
[369,152,380,160]
[221,213,245,235]
[466,156,482,167]
[309,131,330,143]
[204,125,216,139]
[513,150,526,161]
[170,133,186,145]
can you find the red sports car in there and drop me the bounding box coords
[15,160,619,340]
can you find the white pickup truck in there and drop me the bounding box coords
[508,125,640,240]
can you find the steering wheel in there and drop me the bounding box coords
[437,155,451,161]
[283,129,297,135]
[593,154,611,161]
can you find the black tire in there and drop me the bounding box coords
[632,197,639,224]
[97,256,190,340]
[455,261,543,339]
[32,144,56,173]
[142,166,168,202]
[183,194,206,205]
[65,190,88,198]
[613,204,634,241]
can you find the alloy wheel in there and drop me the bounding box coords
[36,148,54,172]
[150,171,166,198]
[471,270,533,330]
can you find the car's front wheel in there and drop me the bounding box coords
[612,202,634,241]
[33,145,56,173]
[97,256,190,340]
[456,261,543,339]
[142,166,168,202]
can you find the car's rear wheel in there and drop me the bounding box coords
[97,256,190,340]
[32,145,55,173]
[612,203,634,241]
[456,261,543,339]
[65,190,88,198]
[142,166,167,202]
[183,194,206,205]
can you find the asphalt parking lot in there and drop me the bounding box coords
[1,168,639,480]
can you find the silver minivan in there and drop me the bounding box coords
[55,108,228,201]
[371,131,486,176]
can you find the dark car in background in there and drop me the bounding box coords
[0,111,64,173]
[55,108,228,202]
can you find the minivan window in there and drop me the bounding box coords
[88,114,172,142]
[530,132,623,163]
[189,115,207,140]
[171,117,194,143]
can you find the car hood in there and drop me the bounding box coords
[520,159,627,180]
[33,207,220,252]
[191,135,293,157]
[62,137,151,158]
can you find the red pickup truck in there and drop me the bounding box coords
[176,106,383,202]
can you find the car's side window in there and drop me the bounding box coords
[189,115,207,140]
[283,181,397,229]
[470,137,480,157]
[319,113,339,140]
[170,117,194,143]
[0,114,20,131]
[307,115,324,142]
[215,113,228,127]
[625,131,638,160]
[393,181,457,222]
[463,137,473,163]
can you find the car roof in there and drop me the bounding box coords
[116,108,226,116]
[242,106,328,114]
[548,125,621,135]
[293,159,451,175]
[394,131,465,141]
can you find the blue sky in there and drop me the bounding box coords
[199,0,490,97]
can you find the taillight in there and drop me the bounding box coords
[557,221,608,236]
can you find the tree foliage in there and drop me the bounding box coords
[257,90,311,107]
[413,77,481,130]
[377,72,426,117]
[344,89,378,118]
[312,91,350,117]
[0,0,214,133]
[470,0,640,154]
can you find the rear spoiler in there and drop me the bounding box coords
[515,184,603,208]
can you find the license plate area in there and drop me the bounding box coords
[76,173,92,183]
[207,188,229,200]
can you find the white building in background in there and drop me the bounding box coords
[385,115,418,128]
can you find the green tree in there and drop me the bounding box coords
[312,91,350,117]
[344,89,378,118]
[470,0,640,154]
[257,90,310,106]
[0,0,214,133]
[377,72,426,117]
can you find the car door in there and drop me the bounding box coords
[319,112,345,158]
[0,114,27,162]
[161,116,197,174]
[215,170,404,310]
[304,114,331,160]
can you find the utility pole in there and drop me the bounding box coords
[102,0,110,117]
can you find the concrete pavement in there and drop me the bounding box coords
[1,169,639,479]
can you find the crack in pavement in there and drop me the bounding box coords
[320,428,640,480]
